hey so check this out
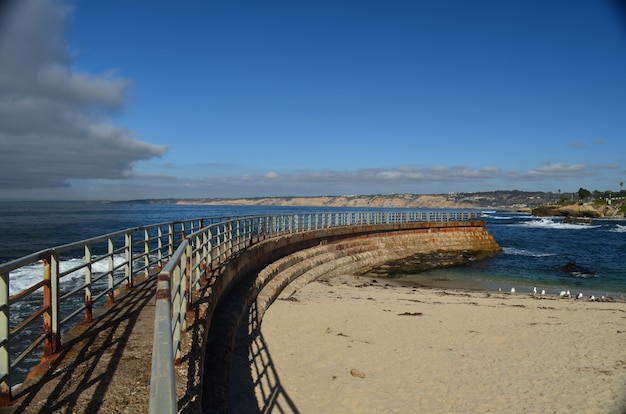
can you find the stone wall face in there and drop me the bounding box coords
[202,222,501,412]
[254,225,501,318]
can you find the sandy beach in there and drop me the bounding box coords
[253,275,626,414]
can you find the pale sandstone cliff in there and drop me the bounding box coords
[177,194,477,209]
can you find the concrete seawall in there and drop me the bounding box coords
[4,219,498,413]
[198,221,501,412]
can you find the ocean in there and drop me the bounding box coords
[1,201,625,296]
[1,201,625,382]
[407,212,626,297]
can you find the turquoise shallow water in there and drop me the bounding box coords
[401,212,626,297]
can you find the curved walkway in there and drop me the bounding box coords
[2,220,498,413]
[0,274,202,413]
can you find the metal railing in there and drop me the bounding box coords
[0,210,481,405]
[148,210,482,413]
[0,215,241,400]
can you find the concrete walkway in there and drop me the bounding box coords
[0,275,200,413]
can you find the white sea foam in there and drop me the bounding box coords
[503,247,555,257]
[8,254,128,295]
[515,218,599,230]
[610,224,626,233]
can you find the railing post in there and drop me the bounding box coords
[207,228,214,272]
[107,238,115,304]
[168,223,175,260]
[0,269,10,404]
[157,225,164,268]
[193,233,202,288]
[227,222,233,257]
[43,253,61,358]
[235,219,241,251]
[144,228,150,277]
[183,243,191,328]
[84,245,93,323]
[125,232,133,289]
[172,263,182,365]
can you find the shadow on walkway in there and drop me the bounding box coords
[2,276,157,413]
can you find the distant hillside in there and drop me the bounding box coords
[163,191,562,211]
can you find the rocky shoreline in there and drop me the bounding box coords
[357,250,493,278]
[531,202,625,219]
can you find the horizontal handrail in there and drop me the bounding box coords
[0,209,481,405]
[0,214,249,398]
[148,210,482,413]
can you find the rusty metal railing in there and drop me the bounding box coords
[0,215,240,403]
[148,210,482,413]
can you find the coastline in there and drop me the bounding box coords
[253,275,626,413]
[176,194,478,209]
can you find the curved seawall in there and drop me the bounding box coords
[199,221,501,412]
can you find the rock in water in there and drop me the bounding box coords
[559,260,596,278]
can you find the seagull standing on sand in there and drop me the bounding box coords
[541,289,546,295]
[533,286,537,295]
[510,287,516,294]
[590,295,596,301]
[576,293,583,299]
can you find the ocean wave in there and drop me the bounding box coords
[8,254,128,294]
[610,224,626,233]
[514,218,599,230]
[503,247,556,257]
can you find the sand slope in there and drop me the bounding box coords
[255,277,626,413]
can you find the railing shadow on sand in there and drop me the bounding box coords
[229,301,299,414]
[197,261,299,414]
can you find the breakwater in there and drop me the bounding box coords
[198,221,501,412]
[0,210,498,412]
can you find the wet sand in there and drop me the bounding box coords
[258,275,626,413]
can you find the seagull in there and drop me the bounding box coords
[559,290,567,297]
[566,290,571,297]
[541,289,546,295]
[576,292,583,299]
[533,286,537,295]
[510,287,516,294]
[590,295,596,301]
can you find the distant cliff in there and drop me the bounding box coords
[176,194,474,209]
[168,191,561,211]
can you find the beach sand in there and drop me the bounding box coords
[254,275,626,414]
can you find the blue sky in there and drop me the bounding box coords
[1,0,625,200]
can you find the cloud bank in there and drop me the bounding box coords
[0,0,166,189]
[120,161,616,200]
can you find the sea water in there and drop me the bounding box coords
[407,212,626,298]
[0,201,625,381]
[2,202,625,296]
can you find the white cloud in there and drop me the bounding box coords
[0,0,166,190]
